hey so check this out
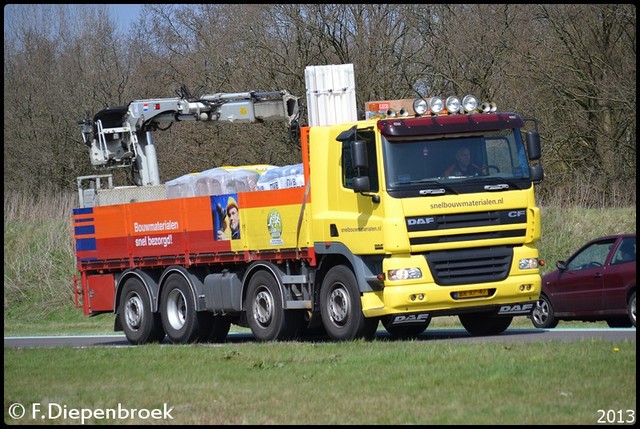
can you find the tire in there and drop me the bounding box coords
[320,265,378,341]
[382,315,431,339]
[459,312,513,336]
[628,291,636,327]
[206,315,232,343]
[531,294,558,329]
[244,271,299,341]
[160,274,208,343]
[119,277,165,345]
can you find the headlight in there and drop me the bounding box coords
[387,268,423,281]
[519,258,540,270]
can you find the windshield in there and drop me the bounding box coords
[382,129,530,189]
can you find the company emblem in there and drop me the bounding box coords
[407,217,435,226]
[498,303,534,314]
[390,313,431,325]
[267,209,284,245]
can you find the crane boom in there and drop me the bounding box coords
[79,90,299,186]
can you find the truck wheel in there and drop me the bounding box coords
[531,294,558,329]
[206,315,232,343]
[459,312,512,336]
[119,277,164,345]
[320,265,378,341]
[245,271,298,341]
[382,315,431,339]
[160,274,208,343]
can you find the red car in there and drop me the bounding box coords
[531,233,636,328]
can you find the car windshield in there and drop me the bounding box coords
[382,129,530,189]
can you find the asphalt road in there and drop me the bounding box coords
[4,328,636,348]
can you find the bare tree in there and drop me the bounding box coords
[3,4,635,206]
[523,4,636,206]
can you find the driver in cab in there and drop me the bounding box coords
[443,146,482,177]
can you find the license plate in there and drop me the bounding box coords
[457,289,489,299]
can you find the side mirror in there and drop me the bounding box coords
[526,131,541,161]
[530,165,544,183]
[352,176,371,193]
[556,261,567,271]
[351,140,368,169]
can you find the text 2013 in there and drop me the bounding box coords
[597,409,635,424]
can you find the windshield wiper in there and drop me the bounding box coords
[481,177,523,191]
[411,180,458,195]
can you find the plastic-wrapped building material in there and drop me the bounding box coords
[229,169,260,192]
[194,168,233,196]
[256,163,304,190]
[165,173,199,199]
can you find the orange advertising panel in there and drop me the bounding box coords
[73,186,310,265]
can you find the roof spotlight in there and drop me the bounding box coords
[462,95,478,113]
[445,96,461,114]
[413,98,428,115]
[428,97,444,115]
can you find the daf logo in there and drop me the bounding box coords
[391,313,431,325]
[498,303,534,314]
[407,217,435,226]
[508,210,526,218]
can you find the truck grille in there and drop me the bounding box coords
[425,246,513,285]
[405,209,524,284]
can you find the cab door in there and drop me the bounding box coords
[328,127,385,255]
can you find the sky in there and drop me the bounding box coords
[109,4,144,31]
[3,4,145,35]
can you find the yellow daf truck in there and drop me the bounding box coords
[73,72,544,343]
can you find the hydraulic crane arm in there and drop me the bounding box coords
[79,90,299,186]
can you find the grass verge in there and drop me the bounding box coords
[4,339,635,425]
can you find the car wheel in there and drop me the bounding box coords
[606,317,632,328]
[628,291,636,327]
[531,294,558,329]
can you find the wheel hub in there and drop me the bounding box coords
[166,288,187,330]
[254,290,273,325]
[328,287,349,324]
[125,295,143,330]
